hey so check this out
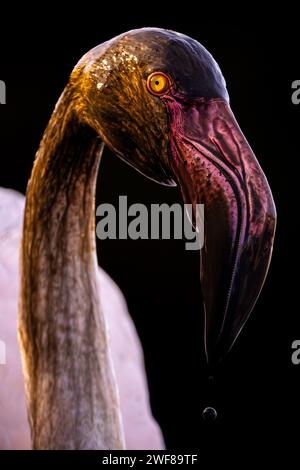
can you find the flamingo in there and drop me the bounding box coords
[1,27,276,449]
[0,187,164,449]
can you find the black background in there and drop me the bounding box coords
[0,7,298,462]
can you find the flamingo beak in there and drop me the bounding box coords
[163,96,276,365]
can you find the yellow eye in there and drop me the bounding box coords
[146,72,171,96]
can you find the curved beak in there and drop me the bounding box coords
[163,95,276,365]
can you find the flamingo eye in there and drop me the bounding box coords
[146,72,171,96]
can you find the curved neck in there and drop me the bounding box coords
[19,86,125,449]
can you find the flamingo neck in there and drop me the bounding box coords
[19,86,124,449]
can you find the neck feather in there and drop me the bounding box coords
[19,86,125,450]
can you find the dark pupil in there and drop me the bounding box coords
[155,80,160,86]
